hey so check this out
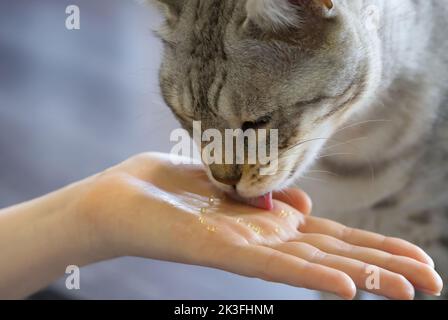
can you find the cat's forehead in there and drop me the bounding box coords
[159,0,350,62]
[159,0,240,42]
[159,0,360,118]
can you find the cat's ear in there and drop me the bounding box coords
[245,0,334,30]
[151,0,185,21]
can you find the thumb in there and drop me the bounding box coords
[273,188,313,215]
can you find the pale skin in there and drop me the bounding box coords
[0,153,443,300]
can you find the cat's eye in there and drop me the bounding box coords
[242,115,271,131]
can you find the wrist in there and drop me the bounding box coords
[69,153,179,261]
[37,180,106,267]
[67,176,120,263]
[0,180,104,298]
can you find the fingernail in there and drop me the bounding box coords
[419,289,441,297]
[416,287,442,297]
[425,255,435,268]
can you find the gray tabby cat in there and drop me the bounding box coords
[152,0,448,298]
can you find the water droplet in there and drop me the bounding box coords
[208,196,217,204]
[247,222,262,234]
[207,225,217,233]
[200,207,207,214]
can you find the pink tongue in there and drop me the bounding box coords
[245,192,274,211]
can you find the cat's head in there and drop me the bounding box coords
[154,0,382,200]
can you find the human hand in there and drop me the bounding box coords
[76,153,442,299]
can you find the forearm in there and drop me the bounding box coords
[0,181,99,299]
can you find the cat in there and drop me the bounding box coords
[151,0,448,298]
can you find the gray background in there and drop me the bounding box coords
[0,0,317,299]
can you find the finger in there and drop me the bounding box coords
[273,189,312,215]
[220,244,356,299]
[295,233,443,296]
[274,242,415,300]
[301,216,434,267]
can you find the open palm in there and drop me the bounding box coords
[82,153,442,300]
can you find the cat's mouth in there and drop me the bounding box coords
[205,167,276,211]
[227,191,274,211]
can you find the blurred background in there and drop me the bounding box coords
[0,0,317,299]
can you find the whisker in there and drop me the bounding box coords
[307,169,339,177]
[332,119,392,136]
[297,174,328,184]
[322,137,369,151]
[282,137,332,154]
[317,152,356,159]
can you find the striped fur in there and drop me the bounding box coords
[152,0,448,298]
